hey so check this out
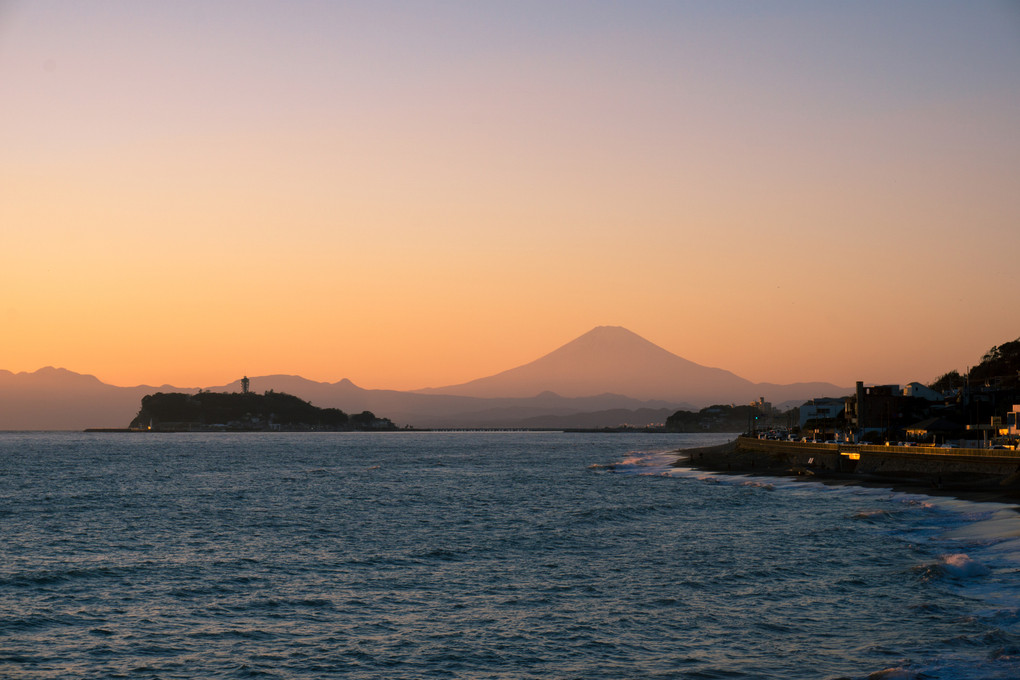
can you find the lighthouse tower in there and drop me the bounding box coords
[241,376,250,394]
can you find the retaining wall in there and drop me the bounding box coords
[728,437,1020,486]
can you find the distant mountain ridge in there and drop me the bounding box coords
[419,326,844,406]
[0,367,179,431]
[0,327,850,429]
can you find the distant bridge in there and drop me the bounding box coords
[408,427,557,432]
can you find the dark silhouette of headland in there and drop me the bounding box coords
[123,380,396,432]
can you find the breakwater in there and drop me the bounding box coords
[678,436,1020,496]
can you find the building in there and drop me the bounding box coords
[852,382,908,432]
[799,397,847,430]
[750,396,774,428]
[902,382,942,401]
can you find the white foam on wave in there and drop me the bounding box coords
[624,455,1020,679]
[608,451,790,491]
[927,504,1020,580]
[666,465,1019,551]
[937,552,991,579]
[986,536,1020,565]
[601,449,681,476]
[627,452,1020,562]
[666,464,797,488]
[662,460,1020,579]
[943,508,1020,542]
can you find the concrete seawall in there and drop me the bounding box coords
[677,436,1020,497]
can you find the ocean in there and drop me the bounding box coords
[2,431,1019,679]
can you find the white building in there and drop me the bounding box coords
[902,382,942,401]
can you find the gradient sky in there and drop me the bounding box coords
[2,1,1019,391]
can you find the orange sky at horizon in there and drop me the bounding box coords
[2,2,1018,393]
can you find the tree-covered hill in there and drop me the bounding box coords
[970,339,1020,385]
[930,338,1020,391]
[665,404,764,433]
[129,390,396,431]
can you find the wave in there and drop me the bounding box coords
[595,449,681,476]
[851,509,897,522]
[0,562,162,588]
[866,667,923,680]
[619,448,1020,679]
[914,553,990,582]
[940,553,991,579]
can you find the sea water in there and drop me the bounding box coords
[2,432,1019,679]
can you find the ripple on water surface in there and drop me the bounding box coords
[1,432,1020,679]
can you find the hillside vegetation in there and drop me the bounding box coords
[930,338,1020,391]
[129,390,396,431]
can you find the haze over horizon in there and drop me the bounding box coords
[3,2,1018,393]
[0,325,855,430]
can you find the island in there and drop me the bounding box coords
[121,390,397,432]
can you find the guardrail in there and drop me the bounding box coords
[857,444,1020,459]
[739,436,1020,460]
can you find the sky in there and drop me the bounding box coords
[2,1,1019,391]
